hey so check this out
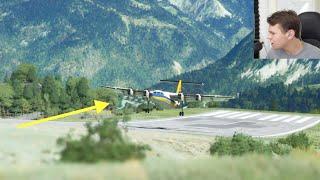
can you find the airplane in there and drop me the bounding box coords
[103,80,235,116]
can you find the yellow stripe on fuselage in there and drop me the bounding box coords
[152,96,177,108]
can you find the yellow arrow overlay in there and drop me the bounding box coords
[17,100,109,128]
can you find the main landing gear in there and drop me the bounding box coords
[179,101,184,116]
[146,99,150,113]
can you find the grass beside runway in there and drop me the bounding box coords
[0,133,319,179]
[305,122,320,150]
[1,150,320,179]
[1,109,320,179]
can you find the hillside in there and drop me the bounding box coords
[0,0,251,88]
[153,32,320,94]
[166,0,253,41]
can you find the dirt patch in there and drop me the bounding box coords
[126,130,214,158]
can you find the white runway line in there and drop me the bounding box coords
[223,112,243,118]
[295,117,313,124]
[215,112,241,118]
[282,116,301,123]
[239,113,261,119]
[257,119,320,138]
[202,110,230,117]
[258,114,279,121]
[269,115,290,122]
[227,112,252,118]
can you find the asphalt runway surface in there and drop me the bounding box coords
[125,110,320,137]
[1,109,320,137]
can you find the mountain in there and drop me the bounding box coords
[164,0,253,44]
[0,0,251,88]
[166,0,233,20]
[153,32,320,94]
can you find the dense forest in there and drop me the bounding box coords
[225,83,320,113]
[0,0,248,88]
[0,64,118,117]
[2,64,320,117]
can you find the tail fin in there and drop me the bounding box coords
[176,80,182,93]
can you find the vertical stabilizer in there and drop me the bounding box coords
[176,80,182,93]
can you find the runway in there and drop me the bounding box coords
[1,109,320,137]
[125,109,320,137]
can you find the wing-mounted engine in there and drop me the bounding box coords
[195,94,202,101]
[178,93,184,102]
[127,88,134,96]
[143,90,150,99]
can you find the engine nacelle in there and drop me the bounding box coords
[178,93,184,101]
[195,94,202,101]
[128,88,134,96]
[143,90,150,99]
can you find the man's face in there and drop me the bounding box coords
[268,24,289,49]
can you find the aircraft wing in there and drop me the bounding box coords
[103,86,145,95]
[184,94,235,101]
[104,86,135,91]
[196,94,235,99]
[169,94,235,101]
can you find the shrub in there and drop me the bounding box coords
[207,101,220,108]
[187,101,203,108]
[210,132,312,157]
[230,133,271,156]
[277,132,311,150]
[136,103,153,113]
[269,142,292,155]
[210,133,271,156]
[209,136,231,156]
[57,118,150,163]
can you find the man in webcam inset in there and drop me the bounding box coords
[267,10,320,59]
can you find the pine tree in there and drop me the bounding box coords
[0,84,14,116]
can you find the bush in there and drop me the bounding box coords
[57,118,150,163]
[207,101,220,108]
[123,103,136,114]
[277,132,311,150]
[230,133,271,156]
[136,103,154,113]
[210,132,312,157]
[210,133,271,156]
[209,136,231,156]
[187,101,203,108]
[269,142,292,155]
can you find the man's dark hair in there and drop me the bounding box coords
[267,10,301,38]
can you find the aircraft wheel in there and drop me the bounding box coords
[179,112,182,116]
[181,112,184,116]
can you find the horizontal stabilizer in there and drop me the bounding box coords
[160,80,204,86]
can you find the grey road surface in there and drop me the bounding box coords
[1,109,320,137]
[125,110,320,137]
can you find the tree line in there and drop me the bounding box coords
[225,83,320,113]
[0,64,118,117]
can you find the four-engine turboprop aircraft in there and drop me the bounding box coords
[104,80,235,116]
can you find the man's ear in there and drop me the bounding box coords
[287,29,295,40]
